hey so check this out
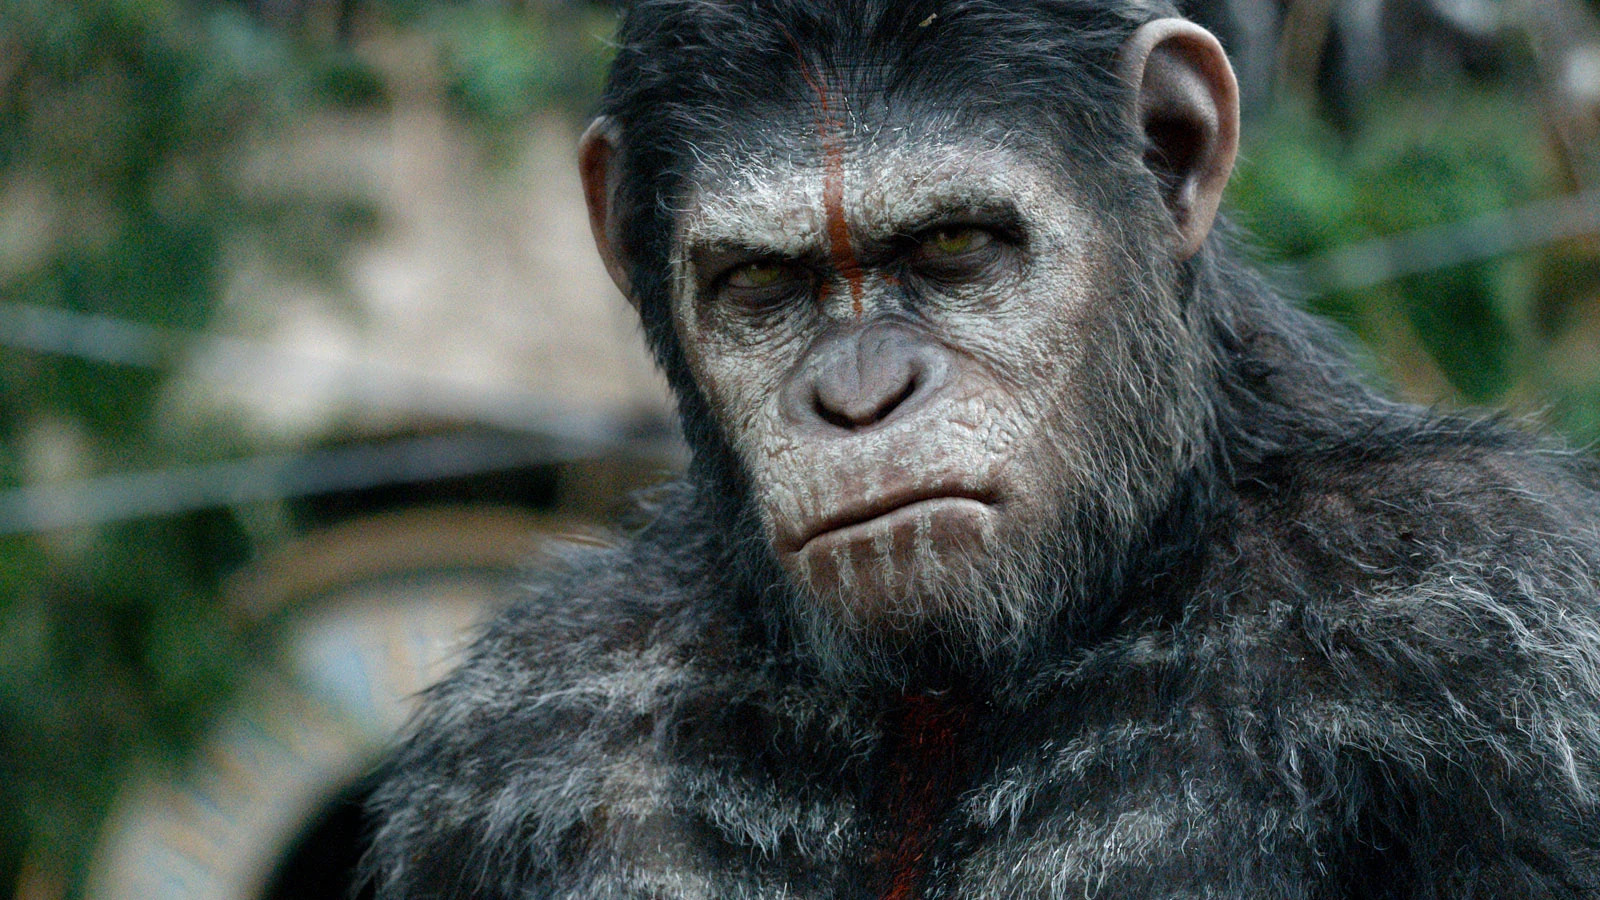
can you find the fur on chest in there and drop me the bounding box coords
[558,673,1322,900]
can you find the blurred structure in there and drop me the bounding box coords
[1,3,672,897]
[1190,0,1600,146]
[87,508,588,900]
[1189,0,1600,429]
[168,78,672,456]
[78,50,674,898]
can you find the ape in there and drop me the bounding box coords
[368,1,1600,897]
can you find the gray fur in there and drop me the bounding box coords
[367,1,1600,896]
[369,401,1600,896]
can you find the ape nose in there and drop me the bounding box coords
[791,324,945,432]
[814,362,917,429]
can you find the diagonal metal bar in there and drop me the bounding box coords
[0,431,675,536]
[1286,187,1600,295]
[0,300,670,450]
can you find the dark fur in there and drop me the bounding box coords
[368,1,1600,896]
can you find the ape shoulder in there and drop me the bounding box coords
[364,510,740,899]
[1191,418,1600,891]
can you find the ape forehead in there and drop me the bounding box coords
[676,136,1080,256]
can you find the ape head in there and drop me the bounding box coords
[579,1,1240,686]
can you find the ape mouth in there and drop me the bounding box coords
[790,488,997,554]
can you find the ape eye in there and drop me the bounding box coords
[725,261,801,290]
[919,227,993,258]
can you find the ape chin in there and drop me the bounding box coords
[778,503,1072,688]
[367,2,1600,898]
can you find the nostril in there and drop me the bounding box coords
[800,325,944,432]
[814,373,919,430]
[814,393,856,430]
[877,374,917,423]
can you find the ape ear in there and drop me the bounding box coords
[579,116,634,304]
[1115,19,1239,260]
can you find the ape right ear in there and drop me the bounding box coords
[579,116,634,304]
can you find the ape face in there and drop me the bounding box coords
[669,134,1200,646]
[581,18,1240,676]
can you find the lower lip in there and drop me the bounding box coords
[799,496,991,553]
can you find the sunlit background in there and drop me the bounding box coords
[1,0,1597,897]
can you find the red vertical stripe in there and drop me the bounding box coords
[877,693,971,900]
[785,35,866,319]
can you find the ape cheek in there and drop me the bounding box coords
[682,338,798,463]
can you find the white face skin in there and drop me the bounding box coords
[669,133,1188,640]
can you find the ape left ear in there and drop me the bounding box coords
[1116,19,1239,260]
[579,116,635,304]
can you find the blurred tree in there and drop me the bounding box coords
[430,3,610,127]
[1223,1,1600,443]
[1229,89,1543,401]
[0,0,374,891]
[0,0,616,893]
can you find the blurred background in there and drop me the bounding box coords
[0,0,1597,897]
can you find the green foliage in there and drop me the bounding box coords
[0,0,620,888]
[0,0,617,890]
[0,0,371,888]
[1229,86,1600,437]
[310,51,391,110]
[425,3,614,132]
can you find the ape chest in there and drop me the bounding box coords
[835,697,1261,900]
[643,692,1295,899]
[860,694,975,900]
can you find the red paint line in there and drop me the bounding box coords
[877,694,971,900]
[822,135,866,319]
[784,31,864,318]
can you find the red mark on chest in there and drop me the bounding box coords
[790,45,865,318]
[876,693,973,900]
